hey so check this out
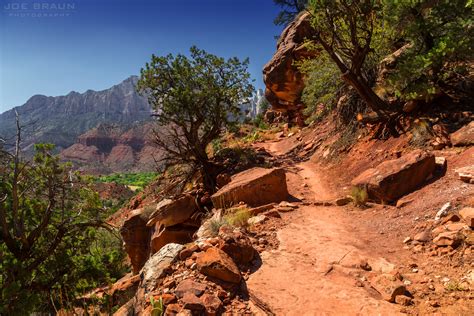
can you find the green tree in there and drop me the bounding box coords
[273,0,308,26]
[382,0,473,101]
[137,46,254,193]
[307,0,392,117]
[0,119,126,314]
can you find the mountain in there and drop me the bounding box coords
[0,76,152,152]
[60,122,161,175]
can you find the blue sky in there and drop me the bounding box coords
[0,0,283,113]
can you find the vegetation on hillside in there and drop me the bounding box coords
[137,46,254,193]
[0,136,126,314]
[278,0,473,130]
[95,172,158,189]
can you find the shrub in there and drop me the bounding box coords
[225,207,251,228]
[351,186,368,206]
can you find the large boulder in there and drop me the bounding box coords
[263,12,317,113]
[451,121,474,146]
[196,247,241,284]
[146,194,197,228]
[455,165,474,184]
[351,150,435,203]
[217,226,256,265]
[211,168,288,209]
[120,207,155,274]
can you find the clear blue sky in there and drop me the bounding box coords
[0,0,283,113]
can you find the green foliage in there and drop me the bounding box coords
[150,296,164,316]
[0,144,127,314]
[243,130,262,143]
[95,172,158,189]
[225,207,251,228]
[382,0,473,101]
[273,0,308,26]
[137,46,254,192]
[298,52,344,123]
[351,186,368,206]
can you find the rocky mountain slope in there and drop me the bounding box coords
[0,76,152,153]
[60,122,161,174]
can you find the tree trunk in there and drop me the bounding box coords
[341,71,390,118]
[201,161,218,194]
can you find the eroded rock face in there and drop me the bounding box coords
[120,207,155,274]
[147,194,197,228]
[263,12,316,113]
[211,168,288,209]
[121,194,200,273]
[351,150,436,203]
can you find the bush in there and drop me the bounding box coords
[351,186,368,207]
[225,207,251,228]
[297,52,344,123]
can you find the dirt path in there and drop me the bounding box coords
[247,146,402,315]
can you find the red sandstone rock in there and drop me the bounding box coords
[351,150,436,202]
[459,207,474,227]
[196,247,241,284]
[211,168,288,209]
[451,121,474,146]
[263,12,317,113]
[174,279,207,299]
[120,207,154,274]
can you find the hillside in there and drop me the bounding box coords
[0,76,152,152]
[60,122,162,174]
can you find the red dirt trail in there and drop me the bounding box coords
[247,144,402,315]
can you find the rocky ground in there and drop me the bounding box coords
[83,118,473,316]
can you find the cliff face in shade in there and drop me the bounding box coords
[0,76,151,153]
[263,12,317,113]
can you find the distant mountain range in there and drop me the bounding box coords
[0,76,266,174]
[0,76,151,153]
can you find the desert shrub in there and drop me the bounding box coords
[298,52,344,124]
[351,186,368,206]
[208,217,229,237]
[225,207,251,228]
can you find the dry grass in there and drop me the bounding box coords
[351,186,368,206]
[224,206,251,228]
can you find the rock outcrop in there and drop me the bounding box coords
[133,243,183,315]
[211,167,288,209]
[451,121,474,146]
[263,12,316,118]
[120,207,155,274]
[351,150,436,203]
[121,194,200,273]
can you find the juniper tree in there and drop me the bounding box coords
[137,46,254,193]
